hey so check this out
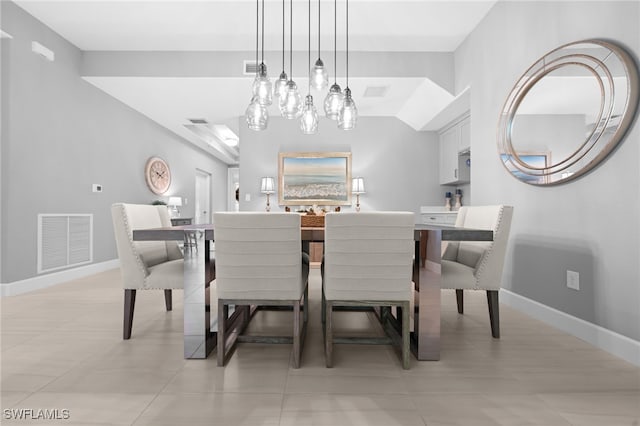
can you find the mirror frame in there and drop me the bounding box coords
[497,39,639,185]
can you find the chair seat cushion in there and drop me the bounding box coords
[441,259,479,290]
[142,259,184,290]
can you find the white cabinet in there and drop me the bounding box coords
[421,212,458,226]
[459,115,471,153]
[439,114,470,185]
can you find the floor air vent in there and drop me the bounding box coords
[38,214,93,273]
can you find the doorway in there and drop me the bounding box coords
[228,167,239,212]
[194,169,211,224]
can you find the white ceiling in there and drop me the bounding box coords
[14,0,498,163]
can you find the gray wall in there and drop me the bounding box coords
[0,3,229,283]
[455,1,639,340]
[238,116,442,214]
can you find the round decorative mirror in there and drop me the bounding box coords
[497,39,639,185]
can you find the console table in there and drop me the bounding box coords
[170,217,193,226]
[133,223,492,360]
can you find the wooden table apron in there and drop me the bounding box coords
[133,223,492,360]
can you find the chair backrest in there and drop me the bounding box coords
[111,203,182,288]
[213,212,303,301]
[324,212,415,302]
[450,205,514,288]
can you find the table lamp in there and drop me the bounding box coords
[352,177,365,212]
[260,177,275,212]
[168,196,182,218]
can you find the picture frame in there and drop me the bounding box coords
[278,152,352,206]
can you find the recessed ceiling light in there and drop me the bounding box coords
[187,118,209,124]
[223,138,239,147]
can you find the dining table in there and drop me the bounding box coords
[133,222,492,360]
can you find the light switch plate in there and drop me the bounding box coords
[567,270,580,291]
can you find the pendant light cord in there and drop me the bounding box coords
[255,0,259,75]
[289,0,293,77]
[282,0,285,71]
[333,0,337,84]
[261,0,265,65]
[346,0,349,87]
[308,0,311,94]
[317,0,321,60]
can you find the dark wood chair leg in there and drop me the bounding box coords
[123,289,136,340]
[487,290,500,338]
[456,289,464,314]
[164,289,172,311]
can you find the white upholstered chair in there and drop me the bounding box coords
[323,212,415,369]
[111,203,183,339]
[214,212,309,368]
[441,205,514,338]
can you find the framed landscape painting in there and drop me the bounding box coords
[278,152,352,206]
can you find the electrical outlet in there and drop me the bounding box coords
[567,270,580,291]
[92,184,102,193]
[245,194,251,202]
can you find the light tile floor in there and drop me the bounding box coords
[1,268,639,425]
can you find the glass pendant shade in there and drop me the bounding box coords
[252,63,273,106]
[273,71,288,100]
[280,80,303,119]
[338,87,357,130]
[300,95,319,134]
[324,83,343,120]
[311,59,329,91]
[246,95,269,131]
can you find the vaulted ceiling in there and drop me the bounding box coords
[14,0,497,164]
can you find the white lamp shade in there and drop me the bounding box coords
[352,177,365,194]
[168,196,182,207]
[261,177,275,194]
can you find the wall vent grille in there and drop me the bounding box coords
[38,214,93,274]
[243,60,258,76]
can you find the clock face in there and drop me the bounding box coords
[144,157,171,195]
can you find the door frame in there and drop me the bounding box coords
[194,169,212,224]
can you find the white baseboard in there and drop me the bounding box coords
[0,259,119,297]
[501,289,640,367]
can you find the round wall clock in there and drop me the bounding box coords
[144,156,171,195]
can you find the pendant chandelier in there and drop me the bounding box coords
[338,0,357,130]
[310,0,328,90]
[300,0,319,134]
[279,0,303,119]
[324,0,343,120]
[248,0,356,133]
